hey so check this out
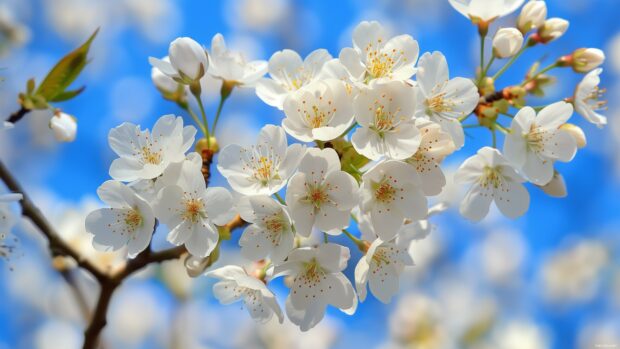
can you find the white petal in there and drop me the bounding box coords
[460,183,493,222]
[494,180,530,219]
[184,219,219,257]
[523,153,554,185]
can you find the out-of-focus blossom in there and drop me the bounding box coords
[573,68,607,127]
[538,18,569,43]
[207,33,267,87]
[49,111,77,142]
[489,320,550,349]
[151,56,181,94]
[517,0,547,33]
[492,28,524,58]
[537,170,568,198]
[571,48,605,73]
[149,37,209,84]
[448,0,524,22]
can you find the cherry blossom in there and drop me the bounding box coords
[108,115,196,182]
[207,33,268,87]
[339,21,419,84]
[455,147,529,221]
[154,154,235,257]
[217,125,306,195]
[282,79,354,142]
[360,160,428,241]
[237,195,294,263]
[207,265,283,323]
[503,102,577,185]
[256,48,332,109]
[49,111,77,142]
[273,243,357,331]
[573,68,607,127]
[285,148,359,237]
[414,51,478,149]
[404,119,455,196]
[351,81,421,160]
[85,180,156,258]
[149,37,209,84]
[448,0,524,22]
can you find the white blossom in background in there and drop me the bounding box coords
[108,115,196,182]
[405,119,455,196]
[286,148,359,237]
[415,51,478,149]
[571,48,605,73]
[207,265,284,324]
[149,37,209,83]
[85,180,155,258]
[355,237,414,303]
[237,195,294,263]
[207,33,268,87]
[360,160,427,241]
[0,193,22,241]
[339,21,419,84]
[154,155,234,257]
[490,321,550,349]
[537,170,567,198]
[256,49,333,109]
[503,102,577,185]
[517,0,547,33]
[351,81,421,160]
[273,243,357,331]
[282,79,354,142]
[49,111,77,142]
[217,125,306,195]
[538,18,569,43]
[151,56,181,95]
[2,122,14,131]
[448,0,525,22]
[573,68,607,127]
[455,147,529,221]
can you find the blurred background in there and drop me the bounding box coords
[0,0,619,348]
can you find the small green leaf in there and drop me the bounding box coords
[27,78,35,94]
[49,86,86,102]
[35,28,98,101]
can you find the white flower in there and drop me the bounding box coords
[207,265,284,323]
[207,33,268,86]
[455,147,529,221]
[354,237,414,303]
[149,37,209,83]
[360,160,427,241]
[339,21,419,84]
[256,48,333,109]
[538,18,569,43]
[351,81,421,160]
[151,56,181,94]
[404,119,455,196]
[573,68,606,127]
[492,28,524,58]
[217,125,306,196]
[571,48,605,73]
[448,0,524,22]
[273,243,357,331]
[49,111,77,142]
[108,115,197,182]
[517,0,547,33]
[503,102,577,185]
[537,170,567,198]
[285,148,359,237]
[282,79,354,142]
[2,122,14,131]
[0,193,22,240]
[153,155,234,257]
[415,51,478,149]
[85,180,156,258]
[237,195,294,263]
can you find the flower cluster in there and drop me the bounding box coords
[78,0,607,332]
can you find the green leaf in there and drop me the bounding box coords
[35,28,98,101]
[27,78,35,94]
[49,86,86,102]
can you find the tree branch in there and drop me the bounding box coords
[6,106,30,124]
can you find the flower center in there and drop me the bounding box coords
[480,166,503,189]
[302,258,324,282]
[141,146,162,165]
[303,185,330,209]
[373,180,397,204]
[182,198,205,223]
[425,92,453,114]
[584,86,607,111]
[364,40,406,79]
[525,124,549,154]
[124,209,143,231]
[254,156,274,184]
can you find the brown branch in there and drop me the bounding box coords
[0,160,108,282]
[6,106,30,124]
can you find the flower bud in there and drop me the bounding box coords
[517,1,547,33]
[195,136,219,153]
[49,111,77,142]
[492,28,524,58]
[169,37,209,81]
[538,18,569,43]
[560,123,586,148]
[571,48,605,73]
[151,56,180,94]
[538,171,567,198]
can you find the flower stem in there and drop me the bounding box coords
[521,62,559,87]
[492,46,527,81]
[211,82,234,134]
[479,34,485,78]
[491,127,497,148]
[323,233,329,243]
[342,228,366,251]
[274,192,286,205]
[340,121,358,138]
[178,102,206,135]
[192,90,211,147]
